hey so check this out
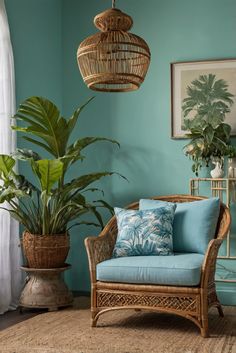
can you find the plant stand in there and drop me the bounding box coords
[19,264,73,311]
[190,178,236,283]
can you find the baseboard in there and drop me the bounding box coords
[72,290,90,297]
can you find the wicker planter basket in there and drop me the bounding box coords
[22,231,70,269]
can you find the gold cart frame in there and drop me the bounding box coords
[190,178,236,283]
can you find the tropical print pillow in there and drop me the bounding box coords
[112,205,176,258]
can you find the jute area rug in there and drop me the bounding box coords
[0,297,235,353]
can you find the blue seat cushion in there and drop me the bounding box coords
[139,198,220,254]
[96,253,205,286]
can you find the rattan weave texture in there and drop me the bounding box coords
[77,7,151,92]
[85,195,231,338]
[22,231,69,268]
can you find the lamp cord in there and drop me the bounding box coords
[112,0,116,8]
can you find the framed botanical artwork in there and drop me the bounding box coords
[171,59,236,138]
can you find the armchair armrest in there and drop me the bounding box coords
[200,239,223,288]
[201,204,231,288]
[84,217,118,283]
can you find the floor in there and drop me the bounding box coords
[1,298,235,353]
[0,291,88,331]
[0,309,39,331]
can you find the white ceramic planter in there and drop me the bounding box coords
[210,161,224,178]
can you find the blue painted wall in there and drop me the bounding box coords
[6,0,62,106]
[5,0,64,236]
[62,0,236,303]
[5,0,236,303]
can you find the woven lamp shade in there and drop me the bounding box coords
[77,7,151,92]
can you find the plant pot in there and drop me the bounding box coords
[210,161,224,178]
[22,231,70,269]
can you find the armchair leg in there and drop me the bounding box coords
[216,303,224,317]
[200,319,209,338]
[201,296,209,338]
[91,312,98,327]
[91,318,98,327]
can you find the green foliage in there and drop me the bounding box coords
[12,96,94,157]
[182,74,235,175]
[32,159,63,193]
[0,96,121,235]
[225,145,236,158]
[0,155,15,179]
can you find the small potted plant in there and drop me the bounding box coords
[183,120,231,176]
[0,96,120,268]
[182,74,234,176]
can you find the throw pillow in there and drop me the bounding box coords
[113,204,176,258]
[139,197,220,254]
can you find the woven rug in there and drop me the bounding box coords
[0,297,235,353]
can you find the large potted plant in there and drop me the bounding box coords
[0,96,119,268]
[182,74,234,176]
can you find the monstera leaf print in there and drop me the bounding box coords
[113,205,176,258]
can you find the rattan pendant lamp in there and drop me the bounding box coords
[77,0,151,92]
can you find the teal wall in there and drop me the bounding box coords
[5,0,236,303]
[5,0,64,238]
[6,0,62,106]
[5,0,63,185]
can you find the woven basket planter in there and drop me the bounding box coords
[22,231,70,269]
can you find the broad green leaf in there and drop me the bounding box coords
[0,155,15,178]
[67,221,100,231]
[63,172,115,194]
[67,137,120,155]
[93,199,114,215]
[67,97,94,134]
[13,97,65,157]
[59,153,85,172]
[0,187,27,203]
[64,137,119,169]
[13,174,39,193]
[40,190,51,234]
[41,190,51,206]
[220,123,231,140]
[21,136,54,155]
[32,159,63,193]
[82,187,105,196]
[13,96,95,158]
[12,148,41,161]
[71,193,86,205]
[203,125,214,145]
[90,207,104,228]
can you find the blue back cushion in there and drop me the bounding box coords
[139,198,220,254]
[113,205,176,258]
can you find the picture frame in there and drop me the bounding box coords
[171,59,236,139]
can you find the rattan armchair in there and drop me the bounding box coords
[85,195,231,337]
